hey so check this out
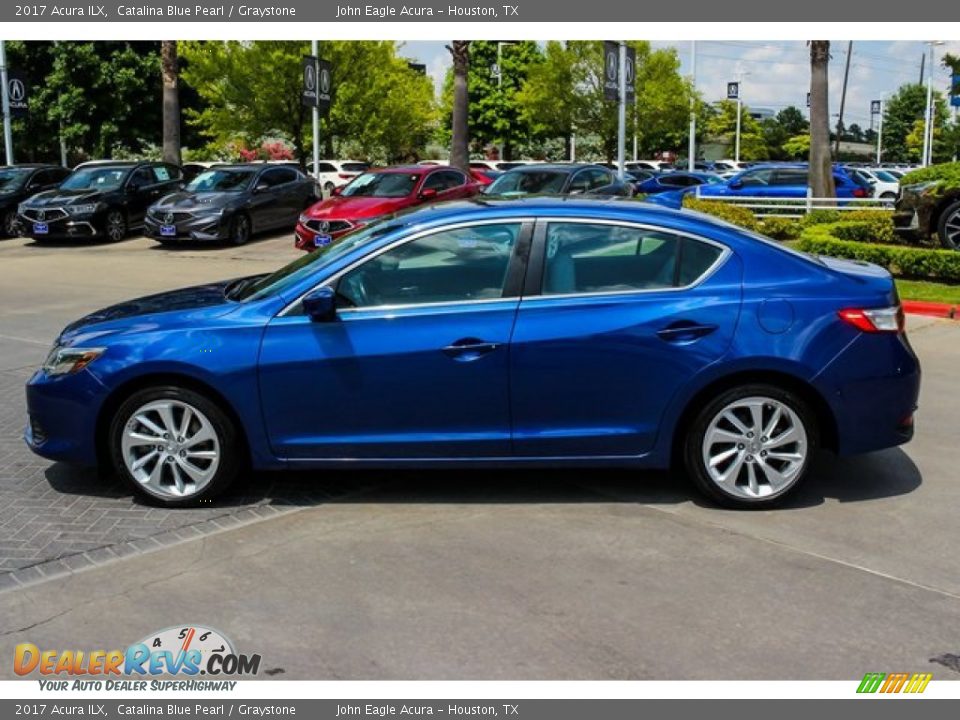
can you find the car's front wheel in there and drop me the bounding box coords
[3,209,22,237]
[109,386,241,507]
[105,210,127,242]
[684,384,817,508]
[937,200,960,251]
[230,213,251,246]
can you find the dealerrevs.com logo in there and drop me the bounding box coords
[14,625,261,690]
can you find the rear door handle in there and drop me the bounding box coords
[442,337,500,361]
[656,322,718,343]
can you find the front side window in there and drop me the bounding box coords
[422,170,467,192]
[542,222,723,296]
[738,168,775,186]
[487,171,567,196]
[335,223,522,309]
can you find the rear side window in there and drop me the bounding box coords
[542,222,723,296]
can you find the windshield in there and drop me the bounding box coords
[341,162,369,173]
[341,172,418,198]
[872,170,899,183]
[230,216,406,302]
[486,171,567,195]
[186,169,256,193]
[0,168,31,194]
[61,167,129,191]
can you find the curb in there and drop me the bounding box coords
[902,300,957,319]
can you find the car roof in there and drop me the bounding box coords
[374,165,457,174]
[1,163,62,169]
[503,164,606,173]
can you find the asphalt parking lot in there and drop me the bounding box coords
[1,230,959,679]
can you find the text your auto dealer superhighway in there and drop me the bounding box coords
[116,4,296,16]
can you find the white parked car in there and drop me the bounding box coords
[711,159,751,173]
[626,160,675,173]
[852,168,900,201]
[312,160,370,195]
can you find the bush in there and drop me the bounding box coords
[682,197,759,231]
[900,161,960,188]
[828,214,897,245]
[798,224,960,282]
[758,216,802,240]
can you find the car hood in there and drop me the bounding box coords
[58,278,248,343]
[24,188,106,206]
[151,192,238,211]
[306,194,411,220]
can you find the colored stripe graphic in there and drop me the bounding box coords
[857,672,931,694]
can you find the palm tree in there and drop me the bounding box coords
[447,41,471,172]
[161,41,181,166]
[808,41,835,200]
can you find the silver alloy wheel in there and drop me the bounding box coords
[234,215,250,244]
[701,396,808,500]
[3,210,21,236]
[943,207,960,250]
[120,399,220,499]
[106,211,126,241]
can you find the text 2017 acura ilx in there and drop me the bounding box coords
[24,198,920,509]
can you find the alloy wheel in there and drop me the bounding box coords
[3,210,22,237]
[943,207,960,250]
[120,399,221,500]
[233,215,250,245]
[701,396,808,500]
[106,211,126,242]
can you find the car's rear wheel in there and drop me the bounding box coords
[3,209,22,237]
[937,200,960,251]
[230,213,251,246]
[684,384,817,508]
[109,386,241,507]
[105,210,127,242]
[324,181,335,195]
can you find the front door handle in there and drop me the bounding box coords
[656,322,718,343]
[442,337,500,361]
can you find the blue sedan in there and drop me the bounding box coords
[634,171,725,195]
[25,198,920,509]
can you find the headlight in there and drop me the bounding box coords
[192,205,224,216]
[298,213,310,225]
[42,346,106,376]
[905,181,940,196]
[65,203,101,215]
[18,203,27,214]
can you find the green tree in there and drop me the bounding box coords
[705,100,767,160]
[783,134,811,159]
[180,41,436,165]
[515,41,695,163]
[881,83,929,162]
[776,106,809,136]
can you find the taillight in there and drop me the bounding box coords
[338,173,353,179]
[838,306,904,333]
[853,187,869,198]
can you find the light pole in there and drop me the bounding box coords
[921,41,944,167]
[617,41,627,180]
[0,40,13,165]
[733,70,749,163]
[875,98,885,165]
[311,39,319,180]
[688,40,697,171]
[494,41,518,161]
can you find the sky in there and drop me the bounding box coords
[398,40,960,133]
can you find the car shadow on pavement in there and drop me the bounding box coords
[43,446,922,512]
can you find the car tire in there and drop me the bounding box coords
[230,213,251,246]
[109,385,241,508]
[324,181,335,195]
[936,200,960,251]
[105,210,127,242]
[3,209,22,237]
[683,384,817,509]
[880,192,897,201]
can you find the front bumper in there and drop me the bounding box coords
[24,367,109,466]
[294,221,354,252]
[144,213,229,242]
[18,212,104,239]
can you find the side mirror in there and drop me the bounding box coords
[254,182,270,194]
[419,187,438,200]
[302,287,337,322]
[728,179,744,190]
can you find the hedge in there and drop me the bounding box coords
[900,161,960,188]
[798,224,960,282]
[682,197,760,231]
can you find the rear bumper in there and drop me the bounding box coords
[813,332,921,456]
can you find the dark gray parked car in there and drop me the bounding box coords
[483,164,633,198]
[145,164,318,245]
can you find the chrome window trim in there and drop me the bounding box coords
[526,217,732,302]
[277,217,536,317]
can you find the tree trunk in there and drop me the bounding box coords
[448,41,471,172]
[161,41,181,166]
[808,41,836,200]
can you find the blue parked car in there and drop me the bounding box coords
[25,198,919,509]
[696,164,872,200]
[634,171,726,195]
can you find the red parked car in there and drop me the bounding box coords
[295,165,482,252]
